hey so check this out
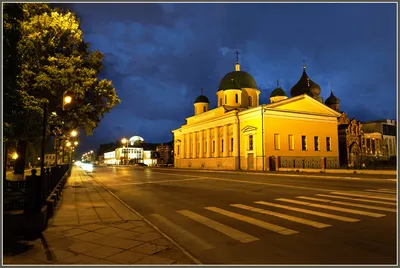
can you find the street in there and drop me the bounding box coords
[89,166,397,265]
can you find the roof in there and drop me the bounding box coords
[194,95,210,104]
[290,67,321,97]
[218,71,257,91]
[325,91,340,105]
[270,87,287,97]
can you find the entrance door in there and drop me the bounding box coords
[248,153,254,170]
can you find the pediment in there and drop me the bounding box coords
[241,125,258,133]
[266,94,341,117]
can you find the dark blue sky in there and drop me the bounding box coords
[64,3,397,156]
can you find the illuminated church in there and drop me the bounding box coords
[172,52,347,171]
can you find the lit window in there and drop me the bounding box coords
[274,134,280,150]
[249,135,254,150]
[314,136,320,151]
[326,137,331,151]
[248,96,253,107]
[288,135,294,150]
[235,94,238,103]
[301,135,307,151]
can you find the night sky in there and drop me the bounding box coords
[62,3,397,156]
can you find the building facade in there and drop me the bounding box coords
[362,119,397,158]
[172,57,341,171]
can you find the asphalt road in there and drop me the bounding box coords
[88,166,397,265]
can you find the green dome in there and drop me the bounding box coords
[218,71,257,91]
[194,95,209,104]
[270,87,287,97]
[325,91,340,105]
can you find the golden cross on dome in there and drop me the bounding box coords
[303,60,306,69]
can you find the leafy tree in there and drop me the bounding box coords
[3,3,121,174]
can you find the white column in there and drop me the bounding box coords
[199,130,204,158]
[223,125,229,157]
[186,133,191,158]
[181,134,185,158]
[214,127,220,158]
[233,123,239,157]
[206,128,211,158]
[193,132,197,158]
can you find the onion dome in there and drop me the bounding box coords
[218,50,257,91]
[325,90,340,105]
[194,95,209,104]
[270,80,287,97]
[290,66,321,98]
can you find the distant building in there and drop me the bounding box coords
[156,142,174,164]
[172,56,341,171]
[362,119,397,158]
[44,154,56,166]
[103,136,158,166]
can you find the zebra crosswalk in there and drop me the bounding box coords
[148,188,397,250]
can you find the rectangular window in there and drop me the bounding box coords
[235,94,238,103]
[301,135,307,151]
[314,136,320,151]
[249,135,254,150]
[225,95,227,104]
[213,141,215,153]
[326,137,331,151]
[177,145,180,155]
[274,134,280,150]
[221,139,224,152]
[231,138,234,151]
[205,141,207,153]
[288,135,294,150]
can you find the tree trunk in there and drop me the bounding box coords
[14,139,27,177]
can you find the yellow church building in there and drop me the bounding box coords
[172,54,342,171]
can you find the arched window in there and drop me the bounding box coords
[225,95,227,104]
[203,106,206,112]
[235,94,238,103]
[248,96,253,107]
[219,98,222,106]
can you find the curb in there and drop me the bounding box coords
[82,169,201,265]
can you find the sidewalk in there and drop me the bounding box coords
[3,167,197,265]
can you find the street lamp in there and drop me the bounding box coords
[71,130,78,137]
[62,93,72,111]
[74,141,78,146]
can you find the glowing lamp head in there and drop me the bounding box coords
[66,142,72,147]
[70,130,78,137]
[12,153,18,160]
[64,95,72,104]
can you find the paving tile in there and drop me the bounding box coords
[94,226,123,235]
[130,242,168,255]
[90,236,144,250]
[83,246,124,259]
[42,232,65,242]
[134,255,176,264]
[78,224,106,231]
[76,255,107,264]
[79,219,101,225]
[46,225,75,234]
[61,228,89,237]
[60,254,90,264]
[52,249,79,261]
[68,241,103,254]
[112,221,146,230]
[113,230,142,239]
[151,238,171,247]
[134,232,163,242]
[3,255,44,264]
[132,225,157,234]
[73,231,106,242]
[48,237,79,250]
[52,219,79,226]
[105,250,148,264]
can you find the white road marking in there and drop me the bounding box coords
[150,213,214,251]
[330,191,397,201]
[277,198,386,218]
[205,207,298,235]
[231,204,331,228]
[106,177,209,186]
[177,210,259,243]
[316,194,397,206]
[254,201,359,222]
[296,196,397,213]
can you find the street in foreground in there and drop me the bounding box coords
[91,166,397,265]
